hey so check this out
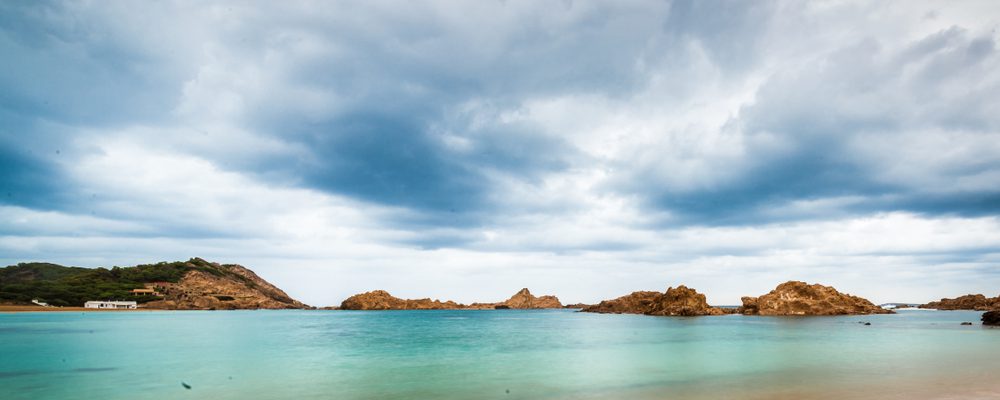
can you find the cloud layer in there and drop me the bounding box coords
[2,0,999,306]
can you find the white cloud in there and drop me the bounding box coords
[3,0,1000,307]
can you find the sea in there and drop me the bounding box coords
[1,309,998,400]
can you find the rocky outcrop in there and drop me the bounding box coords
[739,281,891,316]
[563,303,591,309]
[338,288,562,310]
[582,285,726,316]
[920,294,1000,311]
[501,288,562,309]
[142,259,308,310]
[468,288,563,309]
[339,290,464,310]
[983,310,1000,326]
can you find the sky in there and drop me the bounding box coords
[2,0,1000,307]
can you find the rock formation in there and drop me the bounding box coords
[339,290,464,310]
[983,310,1000,326]
[143,259,308,310]
[920,294,1000,311]
[582,285,726,316]
[338,288,563,310]
[563,303,590,309]
[499,288,562,309]
[467,288,563,309]
[739,281,891,316]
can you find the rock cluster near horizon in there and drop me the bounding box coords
[338,288,562,310]
[919,294,1000,310]
[582,285,727,316]
[339,290,464,310]
[470,288,563,309]
[739,281,891,316]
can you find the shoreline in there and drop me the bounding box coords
[0,305,164,313]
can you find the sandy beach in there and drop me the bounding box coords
[0,305,155,313]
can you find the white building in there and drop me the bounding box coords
[84,301,137,309]
[31,299,49,307]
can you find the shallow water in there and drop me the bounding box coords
[0,309,997,399]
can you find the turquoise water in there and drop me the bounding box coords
[1,309,998,400]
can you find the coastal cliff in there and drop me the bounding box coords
[142,260,308,310]
[582,285,726,316]
[739,281,890,315]
[0,258,308,310]
[920,294,1000,310]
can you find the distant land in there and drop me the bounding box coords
[0,258,307,310]
[2,258,997,322]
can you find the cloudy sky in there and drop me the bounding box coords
[2,0,999,306]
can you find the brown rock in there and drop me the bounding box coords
[582,285,725,316]
[142,259,308,310]
[339,290,465,310]
[739,281,891,316]
[563,303,591,309]
[920,294,1000,311]
[468,288,563,309]
[983,310,1000,326]
[502,288,562,309]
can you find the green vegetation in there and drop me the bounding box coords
[0,257,234,307]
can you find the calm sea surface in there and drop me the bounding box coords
[1,309,998,400]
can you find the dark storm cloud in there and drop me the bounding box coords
[1,0,999,241]
[625,25,1000,226]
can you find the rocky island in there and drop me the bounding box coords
[739,281,891,315]
[582,285,729,316]
[919,294,1000,310]
[469,288,563,309]
[0,258,308,310]
[337,288,562,310]
[339,290,464,310]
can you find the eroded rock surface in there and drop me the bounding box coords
[739,281,891,316]
[339,288,563,310]
[920,294,1000,311]
[143,259,308,310]
[582,285,725,316]
[339,290,464,310]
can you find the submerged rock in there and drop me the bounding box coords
[739,281,891,316]
[920,294,1000,311]
[582,285,725,316]
[983,311,1000,326]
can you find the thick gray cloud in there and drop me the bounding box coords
[1,0,999,305]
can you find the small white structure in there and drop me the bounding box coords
[84,301,137,309]
[31,299,50,307]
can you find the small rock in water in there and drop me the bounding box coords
[505,389,510,394]
[864,322,871,326]
[961,322,973,325]
[182,382,192,390]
